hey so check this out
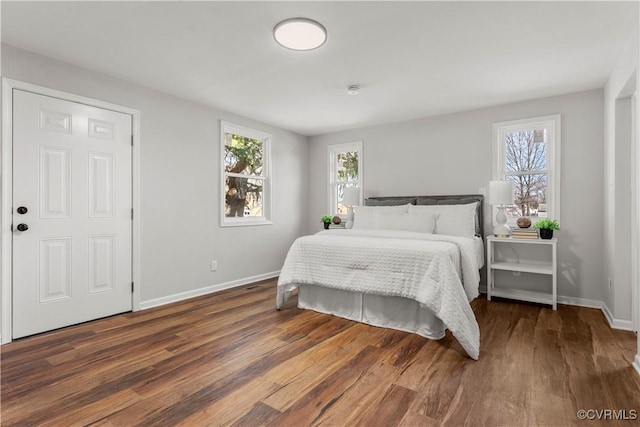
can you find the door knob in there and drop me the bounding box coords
[16,223,29,232]
[16,206,28,214]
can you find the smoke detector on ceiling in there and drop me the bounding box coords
[347,85,360,95]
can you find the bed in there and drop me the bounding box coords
[276,195,484,359]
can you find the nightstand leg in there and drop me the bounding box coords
[487,240,492,301]
[552,242,557,310]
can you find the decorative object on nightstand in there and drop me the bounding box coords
[534,218,559,239]
[321,215,332,229]
[329,215,345,229]
[516,217,531,228]
[489,180,514,237]
[511,227,538,239]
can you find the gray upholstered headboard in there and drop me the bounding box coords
[365,194,484,237]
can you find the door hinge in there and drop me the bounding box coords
[131,282,134,293]
[131,135,134,146]
[131,208,134,220]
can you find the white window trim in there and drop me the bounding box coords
[492,114,561,226]
[328,141,363,217]
[220,121,272,227]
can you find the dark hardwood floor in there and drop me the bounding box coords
[1,279,639,426]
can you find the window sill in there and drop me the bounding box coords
[221,218,273,227]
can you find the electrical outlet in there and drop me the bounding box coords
[211,260,218,271]
[512,271,521,276]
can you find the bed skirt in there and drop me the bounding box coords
[297,284,446,340]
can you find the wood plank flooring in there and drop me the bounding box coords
[2,279,639,426]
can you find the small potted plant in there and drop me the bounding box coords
[321,215,333,229]
[534,219,560,239]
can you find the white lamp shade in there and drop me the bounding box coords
[343,187,360,206]
[489,180,514,205]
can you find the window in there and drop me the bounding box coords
[328,141,363,216]
[221,121,271,226]
[493,115,561,225]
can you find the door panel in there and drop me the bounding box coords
[39,237,72,302]
[88,152,115,217]
[40,146,72,218]
[12,89,133,338]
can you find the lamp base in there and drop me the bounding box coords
[493,206,511,237]
[493,223,512,238]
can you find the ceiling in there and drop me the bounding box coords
[2,1,638,136]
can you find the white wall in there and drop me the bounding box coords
[1,45,309,306]
[614,97,633,322]
[602,22,640,371]
[309,90,605,304]
[604,24,639,326]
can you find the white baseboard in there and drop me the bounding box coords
[559,297,634,331]
[600,302,635,331]
[557,295,603,310]
[481,290,634,331]
[139,270,280,310]
[634,355,640,376]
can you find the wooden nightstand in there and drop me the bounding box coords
[486,236,557,310]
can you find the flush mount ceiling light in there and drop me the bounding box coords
[273,18,327,51]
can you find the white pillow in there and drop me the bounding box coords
[376,212,438,233]
[352,209,377,229]
[352,204,410,229]
[408,202,477,236]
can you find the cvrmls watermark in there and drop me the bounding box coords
[577,409,637,421]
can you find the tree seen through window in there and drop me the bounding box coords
[504,129,547,218]
[336,151,359,214]
[224,133,264,217]
[328,141,362,216]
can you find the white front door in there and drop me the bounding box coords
[12,89,133,338]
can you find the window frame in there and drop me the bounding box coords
[328,141,363,217]
[220,121,272,227]
[492,114,561,227]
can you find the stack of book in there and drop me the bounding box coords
[511,227,538,239]
[328,223,346,229]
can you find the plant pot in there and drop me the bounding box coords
[539,229,553,239]
[324,222,330,229]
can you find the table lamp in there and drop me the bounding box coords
[343,187,360,208]
[489,180,514,237]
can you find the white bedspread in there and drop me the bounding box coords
[276,230,482,359]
